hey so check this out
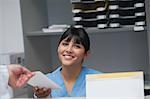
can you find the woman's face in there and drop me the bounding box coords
[57,38,88,67]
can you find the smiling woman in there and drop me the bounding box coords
[57,26,90,68]
[33,26,101,98]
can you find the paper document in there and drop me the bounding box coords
[86,71,144,99]
[27,71,61,89]
[42,24,70,33]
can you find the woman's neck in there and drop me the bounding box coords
[61,64,82,82]
[61,64,82,95]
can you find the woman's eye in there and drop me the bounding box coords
[62,42,68,46]
[74,45,81,48]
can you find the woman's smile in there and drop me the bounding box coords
[63,54,75,60]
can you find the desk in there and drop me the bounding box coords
[13,96,150,99]
[145,83,150,96]
[50,96,149,99]
[145,95,150,99]
[13,97,150,99]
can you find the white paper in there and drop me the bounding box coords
[86,71,144,99]
[27,71,61,89]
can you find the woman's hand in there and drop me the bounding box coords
[33,86,51,98]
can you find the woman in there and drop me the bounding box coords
[33,26,101,98]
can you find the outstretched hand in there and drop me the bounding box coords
[8,64,35,89]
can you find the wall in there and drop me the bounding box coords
[47,0,73,25]
[146,0,150,80]
[87,31,149,73]
[0,0,24,64]
[0,0,3,54]
[0,0,24,54]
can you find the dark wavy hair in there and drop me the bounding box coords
[58,26,90,52]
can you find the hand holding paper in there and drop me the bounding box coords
[27,71,61,89]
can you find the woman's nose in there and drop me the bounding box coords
[66,45,73,53]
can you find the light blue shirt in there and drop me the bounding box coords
[46,66,101,97]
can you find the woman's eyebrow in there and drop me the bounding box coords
[64,39,70,42]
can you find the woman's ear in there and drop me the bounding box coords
[84,51,90,59]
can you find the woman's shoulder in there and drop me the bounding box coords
[82,66,102,74]
[46,67,61,78]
